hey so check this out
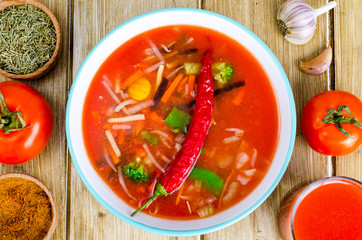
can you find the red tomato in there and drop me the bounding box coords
[0,81,53,164]
[301,90,362,156]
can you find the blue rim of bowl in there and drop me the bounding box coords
[66,7,296,236]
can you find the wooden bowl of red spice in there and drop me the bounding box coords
[0,0,62,80]
[0,173,58,240]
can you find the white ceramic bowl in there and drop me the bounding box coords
[66,8,296,236]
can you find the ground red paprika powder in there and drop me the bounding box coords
[0,177,52,240]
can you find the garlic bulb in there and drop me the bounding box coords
[299,46,332,75]
[277,0,337,45]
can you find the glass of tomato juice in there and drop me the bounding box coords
[278,176,362,240]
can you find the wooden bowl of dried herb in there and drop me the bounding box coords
[0,0,61,80]
[0,173,58,240]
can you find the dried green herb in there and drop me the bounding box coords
[0,5,57,75]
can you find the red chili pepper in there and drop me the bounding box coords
[131,48,214,216]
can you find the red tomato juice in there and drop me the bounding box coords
[279,177,362,240]
[292,179,362,240]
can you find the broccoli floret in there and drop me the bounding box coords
[123,162,149,183]
[212,62,234,85]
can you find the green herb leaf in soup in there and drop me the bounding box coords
[140,130,160,146]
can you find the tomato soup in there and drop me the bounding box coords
[279,177,362,240]
[83,25,279,219]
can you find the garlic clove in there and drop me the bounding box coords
[299,46,332,75]
[277,0,336,45]
[277,1,316,45]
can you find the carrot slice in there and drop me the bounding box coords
[108,146,120,165]
[136,186,146,194]
[161,73,184,103]
[177,76,189,92]
[103,123,112,131]
[150,112,164,124]
[175,183,185,206]
[232,88,246,105]
[141,108,151,114]
[136,62,152,69]
[188,75,195,96]
[117,130,125,145]
[121,69,143,89]
[135,120,144,135]
[135,147,146,157]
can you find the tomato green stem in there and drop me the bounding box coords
[131,183,168,217]
[0,91,28,134]
[322,105,362,138]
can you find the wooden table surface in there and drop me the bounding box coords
[0,0,361,239]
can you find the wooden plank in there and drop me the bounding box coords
[0,0,69,239]
[202,0,331,239]
[70,1,199,239]
[334,0,362,181]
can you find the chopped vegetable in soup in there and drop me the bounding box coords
[83,25,279,219]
